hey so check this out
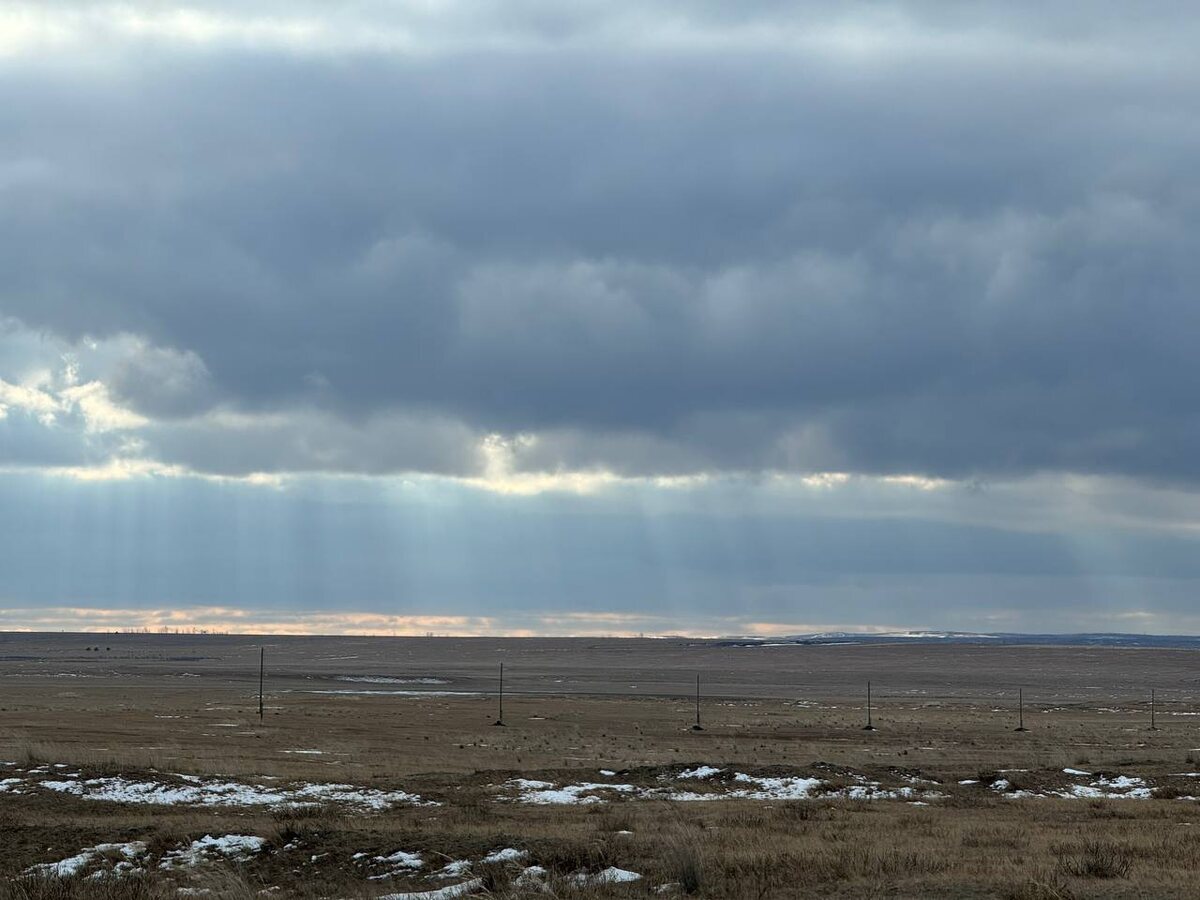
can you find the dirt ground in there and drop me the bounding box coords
[4,633,1200,897]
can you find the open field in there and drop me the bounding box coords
[4,633,1200,897]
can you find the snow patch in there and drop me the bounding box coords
[375,850,423,869]
[160,835,266,869]
[26,842,147,878]
[513,866,548,889]
[376,879,483,900]
[337,677,449,685]
[292,696,480,700]
[677,766,722,780]
[508,779,638,805]
[481,848,528,864]
[573,867,642,885]
[33,771,429,810]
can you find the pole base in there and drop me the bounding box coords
[1014,726,1029,732]
[492,720,506,727]
[691,724,704,731]
[862,724,876,731]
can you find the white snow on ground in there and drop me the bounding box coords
[160,835,266,869]
[507,778,639,804]
[1063,768,1092,776]
[375,879,483,900]
[677,766,722,779]
[900,775,940,785]
[282,749,324,755]
[29,851,96,878]
[292,696,480,700]
[513,866,548,888]
[41,779,85,794]
[338,677,450,685]
[1064,775,1153,800]
[31,771,430,810]
[432,860,472,878]
[844,784,922,801]
[728,773,824,800]
[366,849,424,879]
[377,850,423,869]
[373,848,527,885]
[481,848,528,863]
[25,837,264,878]
[505,771,933,804]
[572,867,642,885]
[26,842,147,877]
[0,777,22,791]
[992,773,1156,800]
[297,783,430,808]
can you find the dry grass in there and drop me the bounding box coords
[0,877,168,900]
[6,635,1200,896]
[1057,840,1133,879]
[4,790,1200,898]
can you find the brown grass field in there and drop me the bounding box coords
[4,633,1200,898]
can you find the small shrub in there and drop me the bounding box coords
[476,860,513,893]
[1059,840,1132,878]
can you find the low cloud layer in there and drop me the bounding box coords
[3,470,1200,635]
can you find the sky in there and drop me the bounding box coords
[2,2,1200,635]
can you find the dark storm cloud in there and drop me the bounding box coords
[108,346,214,418]
[141,410,484,477]
[2,3,1200,479]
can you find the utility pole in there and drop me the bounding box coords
[863,680,876,730]
[1015,688,1028,732]
[258,646,265,723]
[493,662,505,726]
[1150,689,1159,731]
[692,674,703,731]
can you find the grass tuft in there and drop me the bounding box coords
[1058,840,1132,879]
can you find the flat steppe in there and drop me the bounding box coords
[3,633,1200,898]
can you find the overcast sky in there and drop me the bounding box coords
[2,2,1199,635]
